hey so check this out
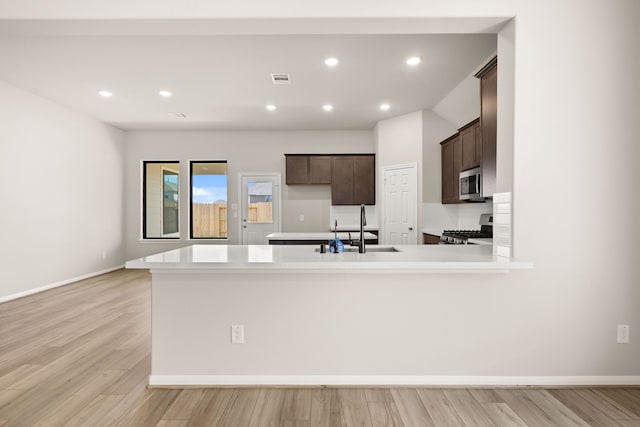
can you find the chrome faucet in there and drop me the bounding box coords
[359,204,367,254]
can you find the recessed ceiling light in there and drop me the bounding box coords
[379,103,391,111]
[97,90,112,98]
[324,57,339,67]
[266,104,277,112]
[322,104,333,112]
[406,56,422,66]
[159,90,172,98]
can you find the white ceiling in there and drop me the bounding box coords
[0,33,496,131]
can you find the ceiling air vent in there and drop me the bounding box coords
[271,73,291,85]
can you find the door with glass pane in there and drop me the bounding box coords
[162,170,179,235]
[240,174,280,244]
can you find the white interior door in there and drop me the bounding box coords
[240,174,280,244]
[383,164,417,244]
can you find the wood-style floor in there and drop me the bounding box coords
[0,269,639,426]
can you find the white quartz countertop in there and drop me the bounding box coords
[267,232,377,241]
[467,237,493,246]
[125,244,532,273]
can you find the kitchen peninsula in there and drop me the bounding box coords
[126,245,532,386]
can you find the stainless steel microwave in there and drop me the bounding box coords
[459,167,483,201]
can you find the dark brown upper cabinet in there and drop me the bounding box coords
[331,155,375,205]
[309,156,332,184]
[440,117,483,204]
[285,154,375,205]
[476,56,497,198]
[440,133,462,204]
[285,155,310,184]
[460,118,482,171]
[285,154,332,185]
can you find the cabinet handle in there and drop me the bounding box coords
[408,227,414,231]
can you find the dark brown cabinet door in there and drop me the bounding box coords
[480,61,497,198]
[353,155,375,204]
[331,155,375,205]
[331,156,354,205]
[441,134,461,204]
[460,118,481,171]
[285,155,309,184]
[309,156,332,184]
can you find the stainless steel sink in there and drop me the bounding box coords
[315,246,400,253]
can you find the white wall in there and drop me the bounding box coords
[124,130,373,259]
[421,110,459,204]
[0,80,125,301]
[432,74,481,129]
[375,111,423,243]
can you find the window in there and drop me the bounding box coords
[190,161,228,239]
[143,161,180,239]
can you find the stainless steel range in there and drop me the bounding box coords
[440,213,493,245]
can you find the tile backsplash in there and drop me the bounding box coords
[330,205,378,230]
[423,201,493,231]
[492,192,512,258]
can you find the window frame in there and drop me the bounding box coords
[142,160,181,240]
[189,160,229,240]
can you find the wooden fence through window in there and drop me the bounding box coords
[192,202,272,238]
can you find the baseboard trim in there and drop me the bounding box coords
[0,265,125,303]
[148,375,640,387]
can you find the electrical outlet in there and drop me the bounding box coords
[231,325,244,344]
[617,324,630,344]
[299,214,305,221]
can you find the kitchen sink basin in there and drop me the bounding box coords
[315,246,400,253]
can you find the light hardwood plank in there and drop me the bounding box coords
[249,388,285,427]
[31,369,126,427]
[161,389,205,421]
[187,389,235,426]
[0,390,25,411]
[517,390,589,427]
[495,389,558,427]
[309,388,334,427]
[93,378,153,427]
[217,389,261,427]
[113,388,180,427]
[549,389,626,427]
[482,402,528,427]
[156,420,189,427]
[416,389,465,427]
[281,388,312,425]
[470,388,503,404]
[63,395,126,427]
[365,389,403,427]
[337,389,373,427]
[0,364,43,390]
[443,389,496,427]
[391,388,434,427]
[597,389,640,418]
